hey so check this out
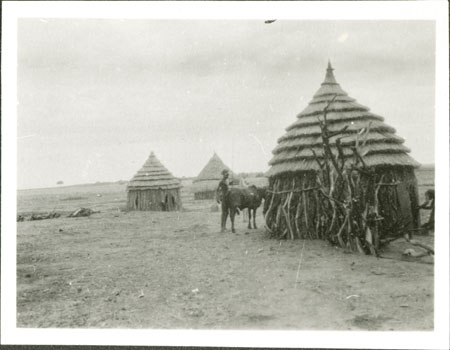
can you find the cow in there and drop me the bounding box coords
[217,185,267,233]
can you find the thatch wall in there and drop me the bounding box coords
[127,188,181,211]
[375,167,420,233]
[191,179,220,194]
[194,190,216,200]
[264,166,420,241]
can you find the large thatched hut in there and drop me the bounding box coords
[265,62,421,247]
[192,153,239,200]
[127,152,182,211]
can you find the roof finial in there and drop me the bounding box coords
[323,60,337,85]
[327,60,333,71]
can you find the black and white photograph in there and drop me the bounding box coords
[2,1,449,348]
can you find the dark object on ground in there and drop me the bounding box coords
[265,20,277,24]
[26,212,61,221]
[17,215,25,222]
[67,208,99,218]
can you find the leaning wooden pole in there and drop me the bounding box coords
[265,95,397,255]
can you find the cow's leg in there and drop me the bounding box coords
[230,207,237,233]
[248,208,252,229]
[253,208,257,229]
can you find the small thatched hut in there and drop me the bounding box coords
[127,152,182,211]
[240,176,269,189]
[192,153,239,200]
[265,62,421,245]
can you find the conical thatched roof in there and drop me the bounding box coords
[127,152,181,190]
[192,153,237,193]
[193,153,233,183]
[267,62,420,177]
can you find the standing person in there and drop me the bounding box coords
[216,169,230,232]
[418,189,435,232]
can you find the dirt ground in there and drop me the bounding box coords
[16,172,434,330]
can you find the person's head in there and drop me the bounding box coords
[425,189,435,201]
[222,169,229,178]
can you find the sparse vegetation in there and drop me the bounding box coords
[60,196,88,201]
[16,169,434,329]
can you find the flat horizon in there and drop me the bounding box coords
[17,163,435,192]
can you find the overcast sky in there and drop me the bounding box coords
[17,19,435,189]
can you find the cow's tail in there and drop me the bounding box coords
[236,208,240,215]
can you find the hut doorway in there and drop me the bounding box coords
[164,194,175,211]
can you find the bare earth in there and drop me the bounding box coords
[16,171,434,330]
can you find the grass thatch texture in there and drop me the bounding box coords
[127,180,182,190]
[267,153,420,177]
[127,188,181,211]
[264,168,420,250]
[287,111,384,130]
[191,179,220,193]
[193,153,233,183]
[310,94,356,104]
[296,100,369,118]
[268,63,420,178]
[312,83,348,97]
[273,132,405,154]
[127,152,181,190]
[194,190,216,200]
[270,143,411,165]
[279,119,395,142]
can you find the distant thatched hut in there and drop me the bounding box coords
[127,152,182,211]
[265,63,421,244]
[192,153,239,200]
[242,176,269,188]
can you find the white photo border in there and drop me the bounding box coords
[2,1,449,349]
